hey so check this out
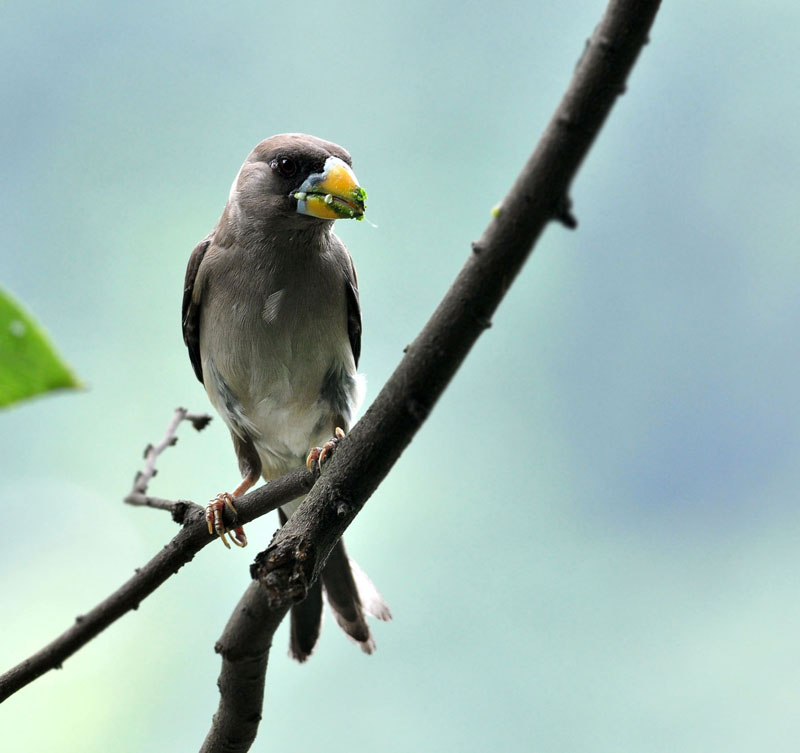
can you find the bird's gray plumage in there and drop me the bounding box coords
[182,134,388,659]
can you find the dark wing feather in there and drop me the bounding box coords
[182,238,210,384]
[344,255,362,368]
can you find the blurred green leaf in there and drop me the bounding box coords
[0,287,81,407]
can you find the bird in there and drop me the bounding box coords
[182,133,390,661]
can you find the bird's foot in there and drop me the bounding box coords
[306,427,346,473]
[206,492,247,549]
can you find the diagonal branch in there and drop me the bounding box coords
[201,1,662,750]
[0,466,314,703]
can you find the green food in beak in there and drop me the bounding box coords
[294,156,367,220]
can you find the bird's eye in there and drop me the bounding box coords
[273,156,297,178]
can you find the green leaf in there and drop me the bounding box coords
[0,287,82,407]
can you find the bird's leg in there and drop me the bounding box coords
[306,427,346,473]
[206,472,258,549]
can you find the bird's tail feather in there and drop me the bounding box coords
[279,509,391,660]
[347,554,393,622]
[321,539,392,654]
[288,580,323,662]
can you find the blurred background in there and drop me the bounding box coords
[2,1,799,750]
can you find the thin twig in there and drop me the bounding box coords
[126,495,190,514]
[201,1,662,750]
[125,406,213,511]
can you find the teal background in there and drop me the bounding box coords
[3,1,800,750]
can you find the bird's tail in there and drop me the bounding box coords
[278,508,391,662]
[320,539,392,655]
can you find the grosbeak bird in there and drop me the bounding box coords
[182,133,389,661]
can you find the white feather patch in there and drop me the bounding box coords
[352,373,367,416]
[262,289,284,323]
[349,557,392,622]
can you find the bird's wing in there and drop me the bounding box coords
[182,237,211,384]
[345,254,362,368]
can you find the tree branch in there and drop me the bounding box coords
[125,406,213,512]
[199,583,287,753]
[201,0,662,750]
[0,466,314,703]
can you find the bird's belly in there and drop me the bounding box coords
[206,341,362,480]
[200,269,362,480]
[248,393,337,477]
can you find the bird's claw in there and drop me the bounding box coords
[306,427,346,473]
[206,492,247,548]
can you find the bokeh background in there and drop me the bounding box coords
[3,1,800,750]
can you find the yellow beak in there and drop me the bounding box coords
[294,156,367,221]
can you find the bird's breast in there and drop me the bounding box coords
[200,248,360,474]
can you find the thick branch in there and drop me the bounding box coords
[199,584,289,753]
[203,1,662,750]
[0,469,314,703]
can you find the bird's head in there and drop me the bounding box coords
[229,133,366,231]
